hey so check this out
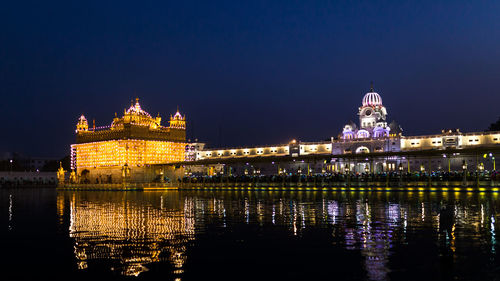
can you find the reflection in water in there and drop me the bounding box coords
[58,192,195,277]
[8,194,13,231]
[57,190,499,280]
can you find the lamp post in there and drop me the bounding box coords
[443,154,451,172]
[9,159,13,173]
[488,153,496,171]
[478,162,484,186]
[364,165,369,185]
[398,163,404,187]
[345,164,350,188]
[462,160,468,187]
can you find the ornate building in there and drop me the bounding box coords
[193,86,500,174]
[70,99,186,183]
[342,85,401,140]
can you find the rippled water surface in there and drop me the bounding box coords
[1,188,499,280]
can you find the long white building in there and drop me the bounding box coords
[190,87,499,174]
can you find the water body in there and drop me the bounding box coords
[1,188,499,281]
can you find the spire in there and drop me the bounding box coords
[370,81,374,92]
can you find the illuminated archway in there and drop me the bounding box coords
[355,146,370,154]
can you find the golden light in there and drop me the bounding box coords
[71,98,186,182]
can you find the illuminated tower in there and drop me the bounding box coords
[358,85,387,130]
[76,115,89,131]
[341,85,392,139]
[169,108,186,129]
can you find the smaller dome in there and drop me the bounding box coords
[78,114,87,123]
[172,111,183,120]
[76,114,89,131]
[126,98,152,118]
[362,92,382,107]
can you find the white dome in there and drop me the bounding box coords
[362,92,382,107]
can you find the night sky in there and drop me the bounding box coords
[1,0,500,158]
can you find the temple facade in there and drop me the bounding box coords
[68,88,500,183]
[192,87,500,174]
[70,99,186,183]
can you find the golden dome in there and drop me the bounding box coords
[111,98,162,129]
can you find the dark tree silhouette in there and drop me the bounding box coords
[488,117,500,131]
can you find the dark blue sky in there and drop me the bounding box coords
[1,0,500,157]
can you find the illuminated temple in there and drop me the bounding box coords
[68,87,500,184]
[70,99,186,183]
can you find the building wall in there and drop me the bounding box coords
[401,132,500,150]
[187,131,499,176]
[73,139,185,169]
[74,164,184,184]
[194,131,500,162]
[73,139,185,183]
[0,171,57,185]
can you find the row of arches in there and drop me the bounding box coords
[342,128,390,140]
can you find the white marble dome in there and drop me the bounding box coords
[362,92,382,107]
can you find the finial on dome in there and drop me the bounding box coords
[136,97,139,104]
[370,81,374,92]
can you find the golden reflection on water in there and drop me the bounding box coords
[58,191,195,277]
[57,189,499,280]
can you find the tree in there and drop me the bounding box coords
[488,117,500,131]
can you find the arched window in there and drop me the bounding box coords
[357,130,370,139]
